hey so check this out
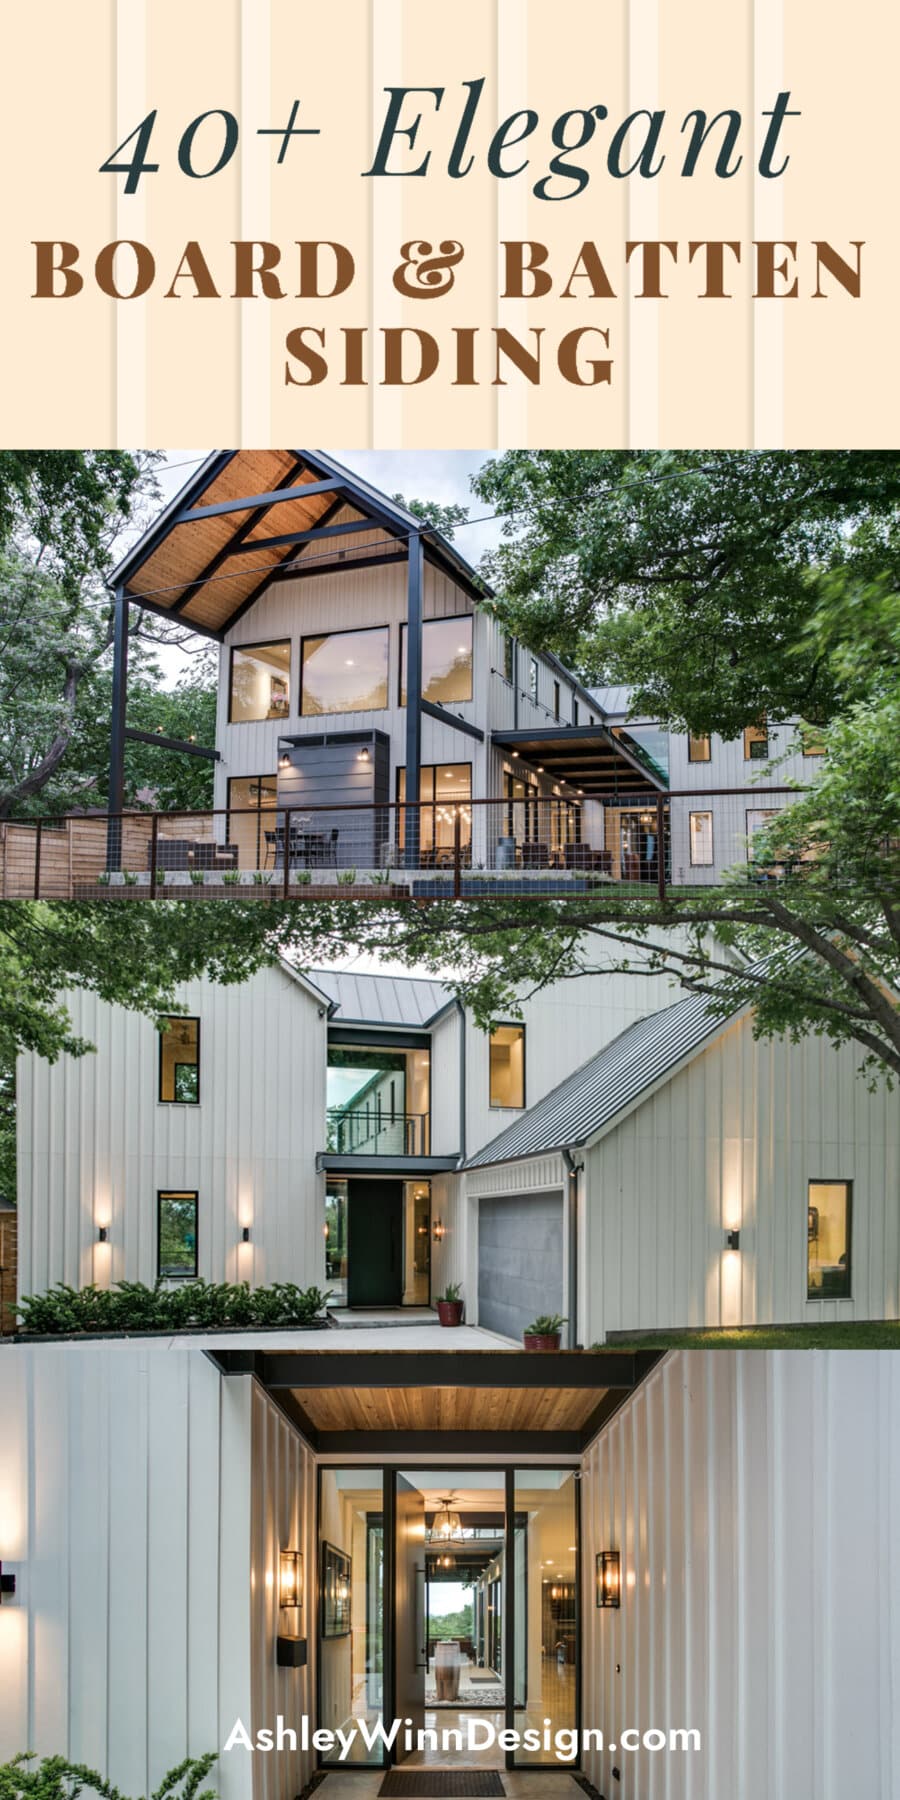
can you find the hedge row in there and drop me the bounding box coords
[16,1278,332,1336]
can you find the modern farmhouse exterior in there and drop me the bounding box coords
[16,961,898,1337]
[0,451,817,896]
[1,1341,896,1800]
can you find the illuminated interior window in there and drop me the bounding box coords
[301,627,389,716]
[229,640,291,723]
[688,733,711,762]
[807,1181,852,1300]
[158,1017,200,1104]
[400,616,473,706]
[490,1024,525,1108]
[743,722,769,760]
[689,811,714,866]
[397,765,472,856]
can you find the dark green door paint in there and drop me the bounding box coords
[348,1179,403,1306]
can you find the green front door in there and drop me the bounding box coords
[347,1179,403,1306]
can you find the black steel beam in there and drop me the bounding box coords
[316,1154,460,1175]
[225,517,387,558]
[420,699,485,743]
[167,453,314,616]
[269,548,407,583]
[241,1349,639,1390]
[172,477,342,524]
[106,585,129,866]
[405,534,424,867]
[124,728,220,761]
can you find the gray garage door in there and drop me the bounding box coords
[477,1190,564,1343]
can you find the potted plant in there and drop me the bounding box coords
[523,1313,567,1351]
[435,1282,464,1328]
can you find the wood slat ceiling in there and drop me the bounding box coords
[289,1385,604,1434]
[124,452,378,634]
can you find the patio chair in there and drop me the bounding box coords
[520,841,551,870]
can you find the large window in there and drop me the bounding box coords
[528,657,539,705]
[396,764,472,861]
[490,1024,526,1108]
[301,626,389,716]
[227,773,277,868]
[228,640,291,723]
[327,1042,431,1156]
[157,1191,198,1280]
[688,733,711,762]
[808,1181,852,1299]
[400,615,473,706]
[158,1017,200,1104]
[503,634,514,682]
[689,811,714,867]
[744,721,769,760]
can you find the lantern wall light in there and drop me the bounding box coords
[279,1548,303,1610]
[597,1550,621,1609]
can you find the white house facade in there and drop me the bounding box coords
[1,1341,897,1800]
[16,959,898,1339]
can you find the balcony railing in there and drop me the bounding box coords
[326,1106,430,1156]
[0,789,816,901]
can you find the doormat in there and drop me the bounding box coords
[378,1775,505,1797]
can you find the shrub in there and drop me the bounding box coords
[16,1279,332,1337]
[0,1753,217,1800]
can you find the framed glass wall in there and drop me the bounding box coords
[228,641,291,722]
[327,1042,431,1156]
[323,1178,431,1307]
[226,773,277,869]
[512,1469,578,1764]
[318,1469,387,1765]
[396,765,472,863]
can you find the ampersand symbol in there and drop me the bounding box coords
[392,240,465,298]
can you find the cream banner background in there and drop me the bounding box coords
[0,0,893,447]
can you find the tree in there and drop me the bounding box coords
[0,455,218,818]
[392,494,470,539]
[473,450,900,736]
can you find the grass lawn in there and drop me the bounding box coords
[606,1320,900,1349]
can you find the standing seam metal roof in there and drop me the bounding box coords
[305,967,452,1027]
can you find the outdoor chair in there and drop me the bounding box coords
[520,841,551,870]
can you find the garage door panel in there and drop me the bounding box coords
[477,1190,564,1342]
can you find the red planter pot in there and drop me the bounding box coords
[436,1300,464,1327]
[523,1332,562,1351]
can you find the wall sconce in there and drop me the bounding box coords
[358,746,370,761]
[725,1228,741,1251]
[241,1227,251,1243]
[597,1551,621,1608]
[0,1563,16,1602]
[279,1549,303,1610]
[97,1226,109,1243]
[278,753,291,770]
[432,1218,445,1242]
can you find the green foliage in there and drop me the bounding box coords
[0,1753,216,1800]
[391,494,469,540]
[524,1314,566,1337]
[0,451,156,595]
[436,1282,462,1304]
[15,1279,332,1336]
[428,1604,474,1641]
[473,450,900,735]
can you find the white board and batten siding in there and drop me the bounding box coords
[0,1346,254,1800]
[584,1016,900,1340]
[581,1349,900,1800]
[249,1381,318,1800]
[16,965,327,1299]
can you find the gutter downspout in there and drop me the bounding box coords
[562,1147,582,1349]
[455,997,467,1165]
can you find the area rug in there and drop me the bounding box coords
[379,1776,505,1797]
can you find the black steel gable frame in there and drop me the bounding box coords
[312,1457,582,1773]
[106,451,491,860]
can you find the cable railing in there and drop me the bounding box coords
[326,1107,430,1156]
[0,788,820,901]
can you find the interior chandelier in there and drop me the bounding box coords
[430,1495,463,1543]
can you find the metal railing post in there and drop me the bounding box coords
[150,814,159,899]
[33,820,42,898]
[453,807,462,900]
[283,808,292,899]
[657,796,667,903]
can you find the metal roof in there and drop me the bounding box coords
[589,686,636,719]
[306,967,453,1028]
[465,987,746,1168]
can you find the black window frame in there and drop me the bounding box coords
[503,634,515,683]
[157,1189,199,1281]
[300,623,391,719]
[688,810,714,867]
[688,733,712,763]
[553,680,561,721]
[399,613,474,708]
[489,1021,527,1111]
[744,723,770,761]
[807,1179,853,1301]
[528,658,539,705]
[158,1016,201,1106]
[227,637,293,725]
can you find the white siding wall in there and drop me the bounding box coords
[581,1350,900,1800]
[0,1345,256,1800]
[668,721,816,884]
[585,1017,900,1338]
[16,965,328,1300]
[249,1382,318,1800]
